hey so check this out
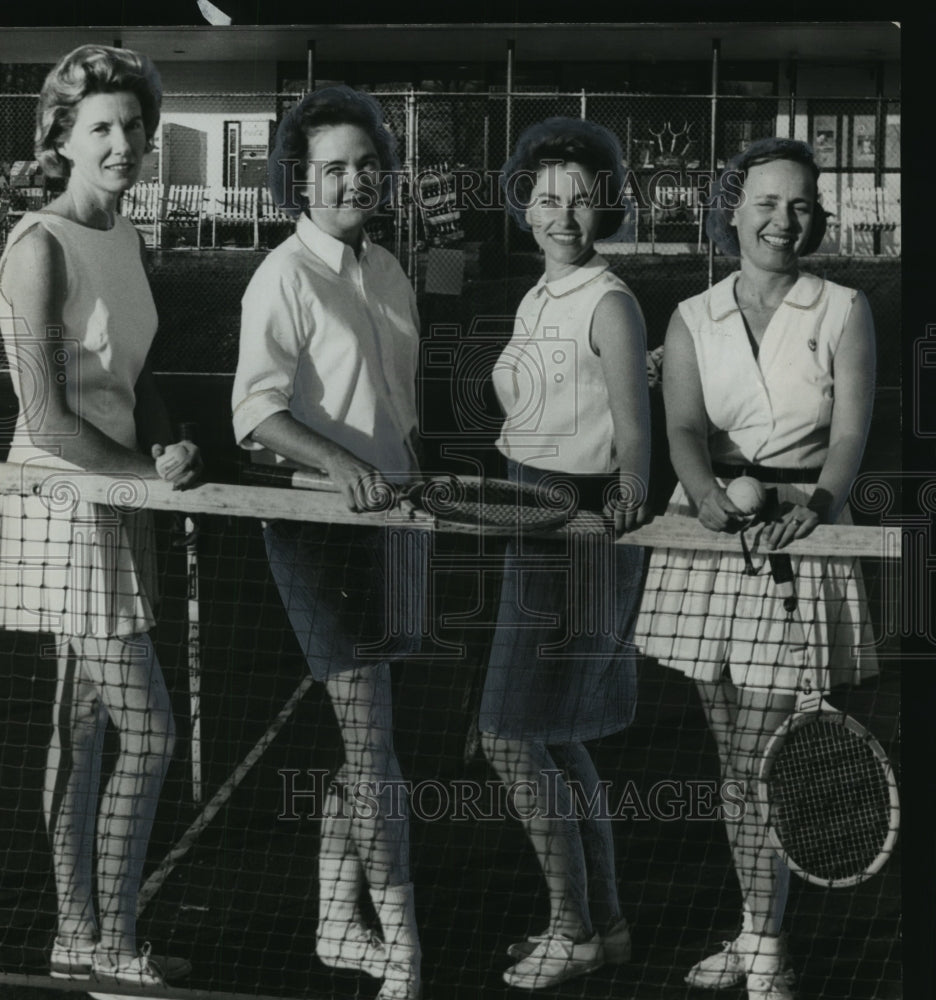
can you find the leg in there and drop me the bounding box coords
[550,742,621,935]
[45,643,108,953]
[315,767,386,978]
[696,679,746,904]
[481,733,591,942]
[318,765,365,927]
[76,634,175,965]
[325,664,419,998]
[704,686,796,999]
[729,687,796,939]
[326,663,408,888]
[688,679,794,993]
[483,733,606,989]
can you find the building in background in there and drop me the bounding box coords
[0,22,900,255]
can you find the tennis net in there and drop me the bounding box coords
[0,462,901,1000]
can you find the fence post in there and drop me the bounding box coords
[405,91,417,282]
[580,89,586,120]
[504,38,515,255]
[483,103,490,170]
[306,40,315,93]
[787,58,797,138]
[708,38,720,288]
[874,62,885,256]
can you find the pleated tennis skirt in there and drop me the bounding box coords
[0,490,157,637]
[478,462,645,744]
[634,481,878,693]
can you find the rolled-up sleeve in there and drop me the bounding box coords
[232,267,308,448]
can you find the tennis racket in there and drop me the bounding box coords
[240,465,577,536]
[755,553,900,888]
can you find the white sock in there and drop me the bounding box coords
[370,882,420,965]
[744,932,788,978]
[317,785,365,939]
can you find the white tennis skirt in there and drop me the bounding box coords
[634,481,879,692]
[0,489,157,638]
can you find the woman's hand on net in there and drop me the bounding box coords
[604,472,653,538]
[764,503,820,550]
[697,484,744,533]
[324,450,393,513]
[152,441,203,490]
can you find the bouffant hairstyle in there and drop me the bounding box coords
[501,117,629,241]
[268,85,399,219]
[706,136,828,256]
[35,45,162,179]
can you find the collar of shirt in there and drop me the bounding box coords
[709,270,824,321]
[295,212,372,275]
[531,251,611,300]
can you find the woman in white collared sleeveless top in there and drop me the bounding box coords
[479,118,652,992]
[636,138,877,1000]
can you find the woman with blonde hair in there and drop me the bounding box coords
[637,137,877,1000]
[0,44,200,989]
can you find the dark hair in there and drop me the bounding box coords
[36,44,162,179]
[268,85,398,219]
[501,117,628,241]
[706,136,828,256]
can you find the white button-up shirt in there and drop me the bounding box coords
[232,214,419,478]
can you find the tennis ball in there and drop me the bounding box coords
[725,476,766,516]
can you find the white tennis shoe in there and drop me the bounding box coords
[502,932,604,990]
[684,937,747,988]
[87,942,181,999]
[315,921,388,978]
[686,932,795,992]
[507,917,631,965]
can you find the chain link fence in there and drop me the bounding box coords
[0,89,900,256]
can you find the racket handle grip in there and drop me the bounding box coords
[179,421,197,443]
[768,553,798,613]
[291,469,341,492]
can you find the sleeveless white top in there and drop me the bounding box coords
[0,212,158,636]
[678,271,858,468]
[636,271,875,692]
[492,253,644,474]
[1,211,158,469]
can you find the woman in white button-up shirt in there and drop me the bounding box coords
[637,139,877,1000]
[232,88,422,1000]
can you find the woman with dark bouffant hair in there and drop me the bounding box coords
[233,86,423,1000]
[0,44,200,990]
[478,117,650,990]
[637,137,876,1000]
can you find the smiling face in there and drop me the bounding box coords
[525,161,601,280]
[58,91,147,203]
[303,123,381,247]
[730,158,816,273]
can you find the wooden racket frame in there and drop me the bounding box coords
[241,466,578,537]
[755,553,900,887]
